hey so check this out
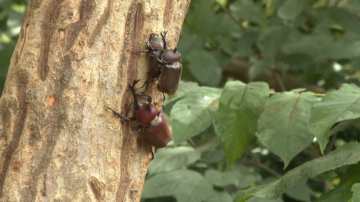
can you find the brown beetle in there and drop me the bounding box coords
[108,80,172,148]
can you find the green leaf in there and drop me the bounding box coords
[237,31,259,57]
[148,146,201,175]
[220,37,237,56]
[171,87,222,144]
[258,92,319,168]
[309,84,360,154]
[277,0,314,20]
[177,34,205,61]
[230,2,267,24]
[201,149,226,163]
[142,170,215,202]
[349,0,360,14]
[187,0,215,37]
[352,183,360,202]
[285,180,311,202]
[214,81,269,169]
[282,53,313,66]
[205,169,258,188]
[282,36,360,60]
[164,81,199,106]
[205,169,239,187]
[246,196,283,202]
[204,191,233,202]
[316,163,360,202]
[330,118,360,136]
[258,27,291,57]
[329,7,360,36]
[249,56,274,80]
[233,142,360,202]
[187,50,222,87]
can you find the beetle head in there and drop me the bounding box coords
[136,103,159,125]
[161,48,181,63]
[148,34,164,51]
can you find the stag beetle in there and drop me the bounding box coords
[108,80,172,148]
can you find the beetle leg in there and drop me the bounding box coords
[138,72,151,91]
[156,55,166,65]
[135,125,143,133]
[128,80,142,110]
[133,92,152,104]
[160,31,168,49]
[107,107,136,122]
[139,77,158,92]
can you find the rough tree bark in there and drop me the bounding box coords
[0,0,190,201]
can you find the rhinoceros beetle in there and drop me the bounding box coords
[157,62,182,95]
[140,32,182,95]
[108,80,172,148]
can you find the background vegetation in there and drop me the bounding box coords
[2,0,360,202]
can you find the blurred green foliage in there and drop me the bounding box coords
[145,0,360,202]
[0,0,26,93]
[2,0,360,202]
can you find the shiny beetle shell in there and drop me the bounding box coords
[136,103,159,125]
[160,48,181,64]
[147,34,164,51]
[149,50,162,79]
[158,63,182,94]
[144,112,172,148]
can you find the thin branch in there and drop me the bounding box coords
[310,146,322,158]
[325,133,338,155]
[257,162,283,178]
[244,160,282,178]
[272,69,286,92]
[270,92,326,98]
[214,1,247,32]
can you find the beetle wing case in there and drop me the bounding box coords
[158,62,182,94]
[144,113,172,148]
[149,51,162,79]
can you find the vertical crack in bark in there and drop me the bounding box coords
[38,0,65,81]
[17,23,29,65]
[87,0,112,47]
[88,176,105,201]
[163,0,172,28]
[0,71,28,196]
[20,55,73,200]
[0,108,11,141]
[66,0,95,50]
[40,174,47,197]
[116,2,145,201]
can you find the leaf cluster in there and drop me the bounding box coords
[142,0,360,202]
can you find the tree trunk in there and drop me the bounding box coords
[0,0,190,201]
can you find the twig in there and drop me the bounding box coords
[271,67,286,92]
[325,133,338,155]
[244,160,282,178]
[246,150,282,178]
[214,1,247,32]
[257,162,283,178]
[269,92,326,98]
[310,146,322,158]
